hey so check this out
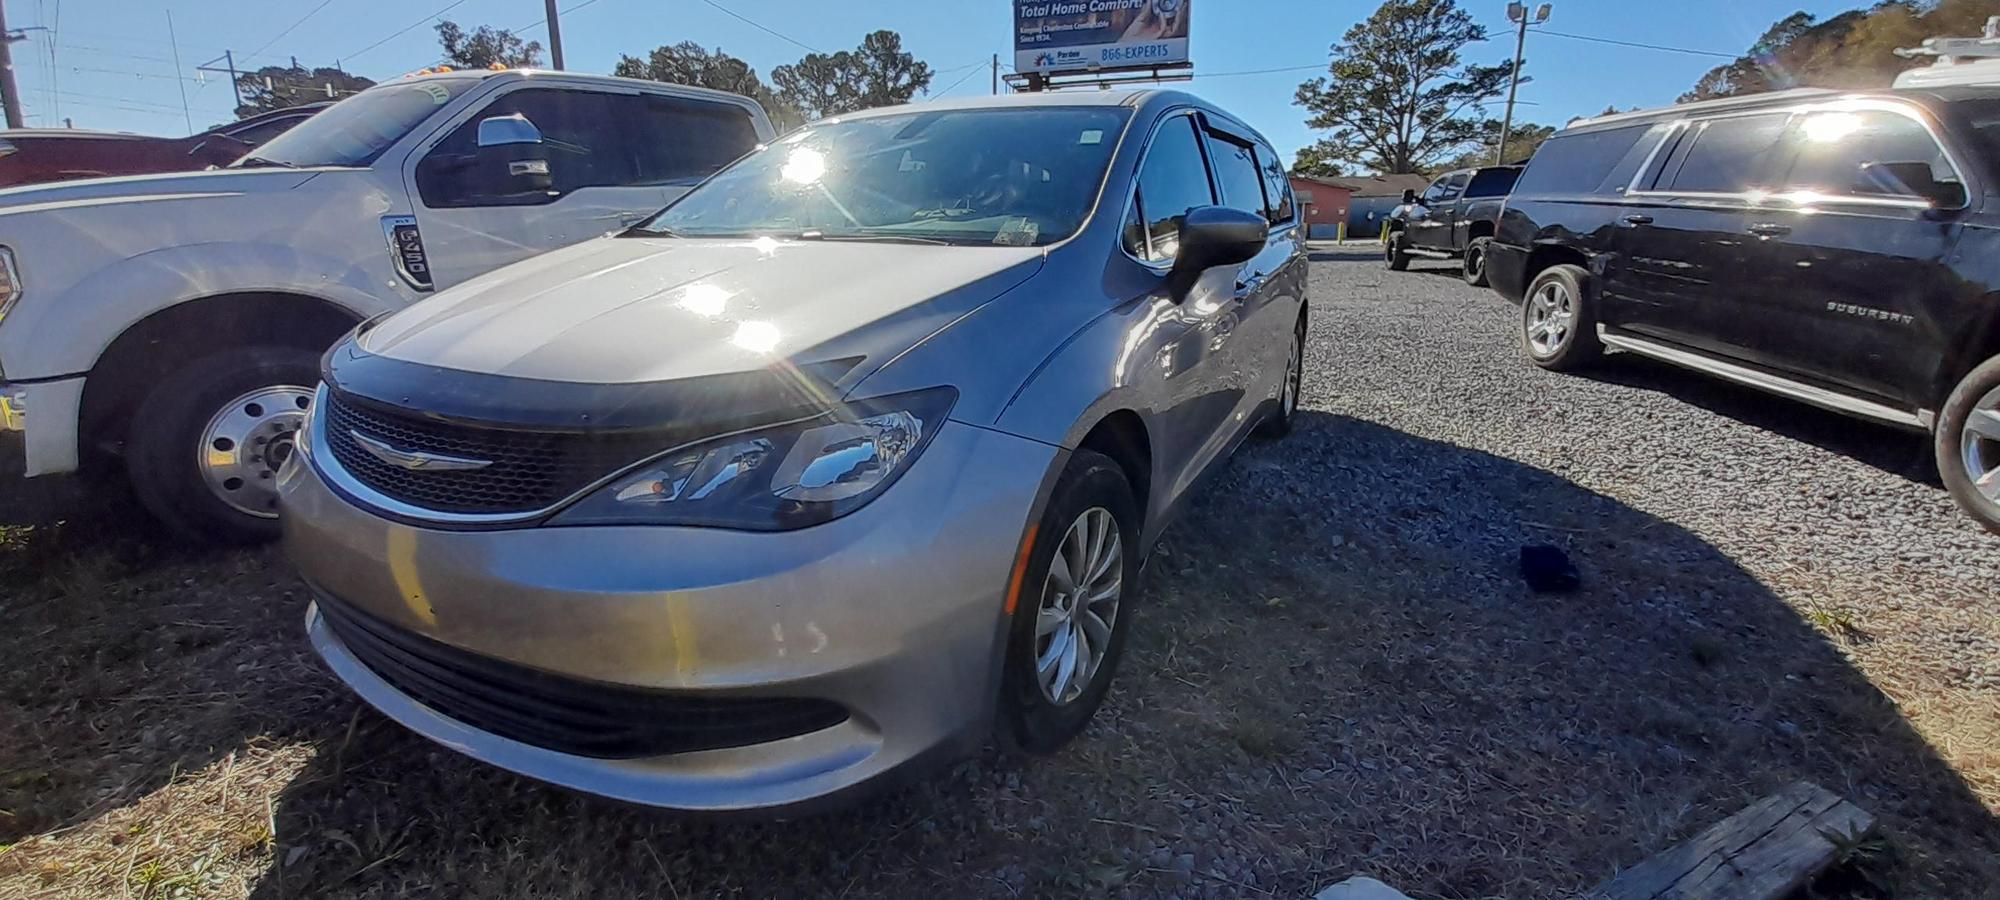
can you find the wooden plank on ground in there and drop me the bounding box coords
[1584,780,1876,900]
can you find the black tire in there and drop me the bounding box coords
[998,449,1142,754]
[1384,232,1411,271]
[1520,263,1603,372]
[1934,354,2000,535]
[126,346,319,545]
[1462,237,1491,287]
[1256,313,1305,439]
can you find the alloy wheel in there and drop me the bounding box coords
[1958,386,2000,507]
[1033,506,1124,705]
[1465,246,1485,281]
[1525,280,1575,358]
[1282,328,1302,417]
[198,385,313,518]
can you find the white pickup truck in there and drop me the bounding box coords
[0,69,773,541]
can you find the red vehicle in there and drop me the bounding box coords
[0,104,328,188]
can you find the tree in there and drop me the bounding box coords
[1291,144,1347,178]
[613,42,803,129]
[234,64,375,117]
[1434,122,1555,171]
[770,30,933,121]
[1682,0,1997,101]
[435,20,543,69]
[1293,0,1512,174]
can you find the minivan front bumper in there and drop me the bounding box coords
[280,418,1060,813]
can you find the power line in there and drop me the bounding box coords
[512,0,610,35]
[1530,27,1736,60]
[342,0,468,63]
[698,0,821,55]
[1192,62,1327,79]
[930,58,992,97]
[247,0,339,60]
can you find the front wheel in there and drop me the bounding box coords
[1256,314,1305,438]
[1462,237,1492,287]
[998,449,1141,754]
[126,346,319,544]
[1384,232,1411,271]
[1935,355,2000,535]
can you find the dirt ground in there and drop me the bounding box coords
[2,250,1996,898]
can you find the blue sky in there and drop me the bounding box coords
[12,0,1873,167]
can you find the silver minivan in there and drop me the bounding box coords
[280,90,1309,812]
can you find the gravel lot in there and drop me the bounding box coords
[3,245,1997,898]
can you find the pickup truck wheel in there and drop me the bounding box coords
[1520,264,1603,372]
[1935,355,2000,535]
[126,347,318,544]
[1384,233,1411,271]
[1462,237,1492,287]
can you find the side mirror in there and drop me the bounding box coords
[1862,161,1966,210]
[1167,206,1267,300]
[476,114,544,148]
[1401,188,1419,205]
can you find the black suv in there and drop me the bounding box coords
[1486,85,2000,531]
[1384,165,1521,285]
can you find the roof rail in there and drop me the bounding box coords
[1567,87,1840,130]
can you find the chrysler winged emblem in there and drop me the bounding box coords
[350,431,492,472]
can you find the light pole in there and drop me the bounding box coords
[1497,2,1550,165]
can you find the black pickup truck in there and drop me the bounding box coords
[1382,165,1521,285]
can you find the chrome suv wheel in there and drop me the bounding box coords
[198,385,314,518]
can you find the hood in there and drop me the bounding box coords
[0,167,321,210]
[360,235,1046,387]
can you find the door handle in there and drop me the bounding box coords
[1748,222,1792,237]
[1620,214,1654,226]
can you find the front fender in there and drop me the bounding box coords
[3,241,405,379]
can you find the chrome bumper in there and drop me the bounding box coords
[0,376,83,477]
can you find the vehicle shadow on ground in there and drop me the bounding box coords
[5,413,1994,897]
[1574,356,1940,485]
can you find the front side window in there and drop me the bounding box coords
[418,89,631,208]
[235,78,481,168]
[1205,129,1268,220]
[1782,108,1959,200]
[1420,176,1454,204]
[1662,113,1790,193]
[1123,115,1215,262]
[637,106,1133,247]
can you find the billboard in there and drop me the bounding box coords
[1014,0,1190,76]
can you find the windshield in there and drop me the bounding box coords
[233,78,481,168]
[634,106,1134,246]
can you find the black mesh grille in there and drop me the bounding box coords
[317,593,850,759]
[322,392,664,515]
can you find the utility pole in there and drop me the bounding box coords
[197,50,245,113]
[0,2,26,128]
[1497,2,1550,165]
[991,53,999,95]
[544,0,565,70]
[166,10,193,133]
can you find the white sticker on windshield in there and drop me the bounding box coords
[1080,129,1103,145]
[993,217,1039,246]
[420,83,451,105]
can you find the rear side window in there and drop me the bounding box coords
[1513,123,1657,196]
[1781,109,1960,199]
[1205,129,1269,220]
[622,94,761,185]
[1661,113,1790,193]
[1125,115,1215,263]
[1255,141,1295,224]
[1464,167,1519,198]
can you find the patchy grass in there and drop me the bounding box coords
[1,429,1996,896]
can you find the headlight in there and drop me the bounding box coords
[0,247,20,325]
[550,387,956,530]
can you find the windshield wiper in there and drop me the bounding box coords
[795,230,961,247]
[233,156,299,169]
